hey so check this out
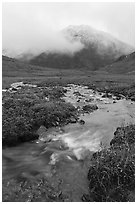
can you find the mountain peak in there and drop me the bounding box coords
[63,25,134,57]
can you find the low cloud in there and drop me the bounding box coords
[3,27,84,57]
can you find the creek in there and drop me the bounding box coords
[2,84,135,201]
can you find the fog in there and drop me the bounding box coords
[3,27,84,57]
[2,2,135,57]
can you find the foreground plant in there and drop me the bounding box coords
[83,125,135,202]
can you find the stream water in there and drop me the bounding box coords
[2,84,135,201]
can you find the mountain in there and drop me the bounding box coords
[99,52,135,74]
[63,25,133,57]
[29,25,134,70]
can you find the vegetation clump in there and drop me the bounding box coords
[83,125,135,202]
[2,86,77,146]
[98,84,135,101]
[110,125,135,146]
[43,86,67,100]
[2,176,66,202]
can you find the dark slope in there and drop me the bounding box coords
[29,25,133,70]
[29,47,111,71]
[2,55,82,77]
[99,52,135,74]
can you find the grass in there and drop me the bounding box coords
[83,124,135,202]
[2,55,134,89]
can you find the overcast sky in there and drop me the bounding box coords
[2,2,135,55]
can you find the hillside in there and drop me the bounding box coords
[99,52,135,74]
[2,55,85,88]
[29,25,134,70]
[2,55,57,76]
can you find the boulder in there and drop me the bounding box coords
[37,125,48,141]
[82,104,98,113]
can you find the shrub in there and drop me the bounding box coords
[2,86,77,146]
[43,86,67,100]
